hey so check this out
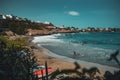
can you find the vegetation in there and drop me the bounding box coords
[50,62,101,80]
[50,62,120,80]
[0,18,54,35]
[0,36,37,80]
[0,36,27,50]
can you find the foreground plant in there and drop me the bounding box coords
[0,36,37,80]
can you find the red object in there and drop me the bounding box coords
[34,67,52,75]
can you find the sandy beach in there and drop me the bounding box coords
[30,43,76,72]
[29,40,119,76]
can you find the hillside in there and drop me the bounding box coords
[0,14,79,36]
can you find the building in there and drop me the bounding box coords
[6,14,13,19]
[0,14,6,19]
[44,21,50,24]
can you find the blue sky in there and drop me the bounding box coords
[0,0,120,28]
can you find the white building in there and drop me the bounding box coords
[14,16,19,20]
[6,14,13,19]
[0,14,6,19]
[44,21,50,24]
[35,21,41,23]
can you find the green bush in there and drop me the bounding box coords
[0,36,37,80]
[0,36,27,50]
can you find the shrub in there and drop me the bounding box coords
[0,36,37,80]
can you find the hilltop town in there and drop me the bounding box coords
[0,14,120,36]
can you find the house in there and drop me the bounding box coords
[0,14,6,19]
[6,14,13,19]
[44,21,50,25]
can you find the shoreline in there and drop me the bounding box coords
[30,37,119,74]
[39,44,119,73]
[29,40,77,71]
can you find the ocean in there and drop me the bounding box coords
[32,32,120,68]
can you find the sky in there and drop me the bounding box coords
[0,0,120,28]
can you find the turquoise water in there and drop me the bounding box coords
[33,32,120,68]
[58,32,120,50]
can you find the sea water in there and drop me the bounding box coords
[32,32,120,68]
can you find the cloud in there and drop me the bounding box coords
[68,11,79,16]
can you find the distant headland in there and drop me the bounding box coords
[0,14,120,36]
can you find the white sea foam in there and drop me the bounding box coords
[32,34,63,43]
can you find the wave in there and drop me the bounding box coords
[68,38,120,45]
[32,34,64,44]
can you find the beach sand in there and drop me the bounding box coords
[30,45,76,71]
[29,41,119,77]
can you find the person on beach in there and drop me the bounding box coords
[73,51,76,56]
[73,51,80,57]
